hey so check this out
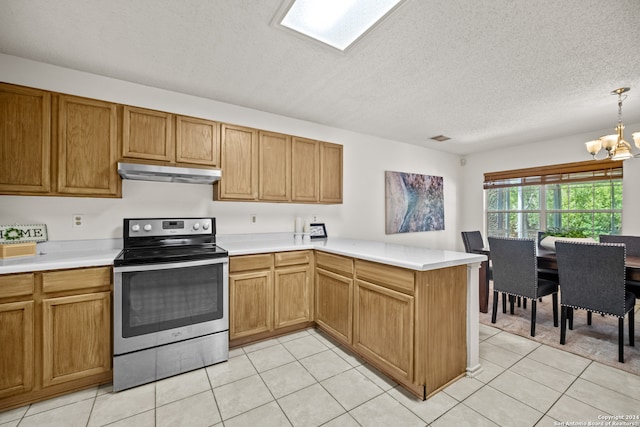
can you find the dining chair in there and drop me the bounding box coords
[536,231,560,282]
[599,235,640,256]
[488,237,559,336]
[461,230,485,253]
[555,241,636,363]
[461,231,492,281]
[599,235,640,299]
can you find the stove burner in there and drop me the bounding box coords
[114,217,228,266]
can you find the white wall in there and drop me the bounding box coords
[0,54,463,249]
[459,125,640,250]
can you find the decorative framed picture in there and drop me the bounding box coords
[385,171,445,234]
[309,223,328,239]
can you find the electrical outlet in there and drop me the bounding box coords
[250,214,257,224]
[72,214,85,228]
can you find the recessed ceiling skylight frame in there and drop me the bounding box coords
[275,0,406,53]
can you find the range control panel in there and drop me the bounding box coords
[126,218,213,237]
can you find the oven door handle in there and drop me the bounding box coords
[113,257,228,273]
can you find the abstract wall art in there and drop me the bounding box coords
[385,171,444,234]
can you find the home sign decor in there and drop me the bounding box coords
[385,171,444,234]
[0,224,48,243]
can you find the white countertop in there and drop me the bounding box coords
[219,234,486,271]
[0,234,485,275]
[0,239,122,274]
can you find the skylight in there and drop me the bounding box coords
[279,0,403,51]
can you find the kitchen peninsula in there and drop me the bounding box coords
[0,235,484,407]
[220,234,485,399]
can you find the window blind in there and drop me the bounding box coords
[483,160,623,189]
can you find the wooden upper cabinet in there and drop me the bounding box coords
[57,95,120,197]
[176,116,220,167]
[259,131,291,201]
[291,137,319,202]
[122,106,174,162]
[218,124,258,200]
[216,129,342,204]
[0,83,51,194]
[319,142,343,204]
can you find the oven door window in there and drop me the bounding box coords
[121,264,223,338]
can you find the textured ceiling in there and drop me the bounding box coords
[1,0,639,155]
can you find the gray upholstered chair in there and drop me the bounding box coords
[488,237,559,336]
[555,241,636,363]
[461,231,485,253]
[461,231,492,281]
[599,235,640,256]
[599,235,640,298]
[537,231,560,282]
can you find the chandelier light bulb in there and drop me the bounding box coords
[601,134,618,151]
[585,140,602,155]
[585,87,638,160]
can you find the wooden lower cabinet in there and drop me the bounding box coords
[229,269,273,339]
[42,292,111,388]
[229,251,314,345]
[274,251,313,329]
[314,252,354,346]
[0,267,112,412]
[0,301,34,399]
[315,256,468,400]
[315,267,353,346]
[353,279,414,382]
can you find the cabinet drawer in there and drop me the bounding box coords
[275,250,311,267]
[42,267,112,294]
[230,254,273,273]
[355,260,414,295]
[315,252,353,277]
[0,273,35,299]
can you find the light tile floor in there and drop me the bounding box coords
[2,325,640,426]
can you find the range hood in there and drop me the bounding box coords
[117,162,222,184]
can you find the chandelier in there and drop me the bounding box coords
[585,87,640,161]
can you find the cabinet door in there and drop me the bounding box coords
[42,292,111,388]
[122,106,174,162]
[176,115,220,166]
[218,124,258,200]
[0,301,34,399]
[315,267,352,345]
[291,137,319,202]
[319,142,343,203]
[259,131,291,201]
[354,280,414,382]
[0,83,51,194]
[57,95,119,196]
[274,264,313,329]
[229,270,273,339]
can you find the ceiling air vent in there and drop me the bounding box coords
[430,135,451,142]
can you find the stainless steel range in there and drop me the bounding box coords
[112,217,229,392]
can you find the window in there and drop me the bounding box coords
[484,161,623,239]
[279,0,404,51]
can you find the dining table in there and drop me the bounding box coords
[474,247,640,313]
